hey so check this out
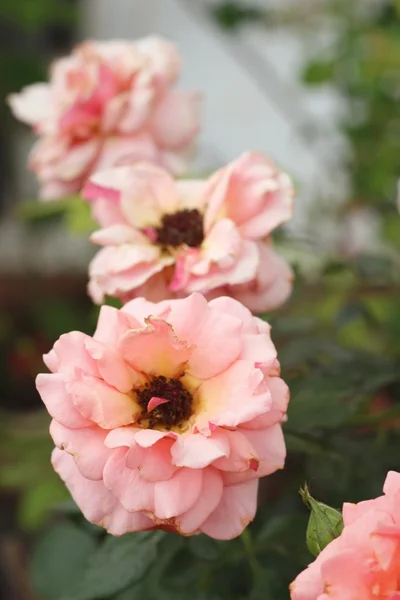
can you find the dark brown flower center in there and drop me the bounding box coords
[136,375,193,430]
[155,209,204,248]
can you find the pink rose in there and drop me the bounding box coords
[9,37,200,199]
[84,152,294,312]
[290,471,400,600]
[36,293,289,539]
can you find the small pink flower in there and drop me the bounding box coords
[84,152,294,312]
[290,471,400,600]
[8,37,200,199]
[36,293,289,539]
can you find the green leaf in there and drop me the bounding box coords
[188,535,224,561]
[18,479,69,531]
[64,197,97,235]
[302,60,336,84]
[300,485,344,558]
[63,531,165,600]
[30,522,98,600]
[16,198,71,223]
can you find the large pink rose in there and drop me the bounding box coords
[290,471,400,600]
[36,293,289,539]
[9,37,200,199]
[84,152,294,312]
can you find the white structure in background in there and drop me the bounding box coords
[83,0,348,230]
[1,0,349,273]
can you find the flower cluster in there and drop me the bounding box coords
[84,152,294,312]
[36,294,289,539]
[9,37,200,199]
[290,471,400,600]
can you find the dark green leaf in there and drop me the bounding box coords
[30,522,97,600]
[63,531,164,600]
[188,535,224,561]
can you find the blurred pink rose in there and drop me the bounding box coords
[290,471,400,600]
[84,152,294,312]
[9,37,200,199]
[36,293,289,539]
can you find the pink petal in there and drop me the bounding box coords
[90,225,149,246]
[203,152,293,239]
[93,305,138,346]
[133,429,176,448]
[89,196,126,229]
[92,134,159,173]
[116,86,154,133]
[223,424,286,485]
[128,438,176,482]
[50,421,111,480]
[88,248,173,304]
[170,432,230,468]
[105,426,139,449]
[136,36,181,85]
[178,468,224,534]
[83,165,134,203]
[118,317,194,378]
[119,163,179,228]
[51,139,99,181]
[200,479,259,540]
[168,250,199,292]
[154,467,203,519]
[196,361,271,429]
[176,180,208,212]
[239,172,294,239]
[383,471,400,496]
[121,296,170,325]
[186,240,259,293]
[151,90,201,150]
[68,373,140,429]
[166,293,243,380]
[239,332,277,369]
[36,373,91,429]
[42,349,59,372]
[213,430,259,473]
[147,396,170,412]
[208,296,259,334]
[103,447,155,513]
[8,83,52,127]
[241,376,289,430]
[51,331,99,377]
[230,242,293,313]
[193,219,242,275]
[84,337,140,393]
[89,243,160,275]
[52,449,154,535]
[105,503,155,536]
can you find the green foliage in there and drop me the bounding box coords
[0,0,77,31]
[17,196,97,235]
[31,522,97,600]
[211,2,265,31]
[63,531,165,600]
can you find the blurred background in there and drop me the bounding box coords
[0,1,399,599]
